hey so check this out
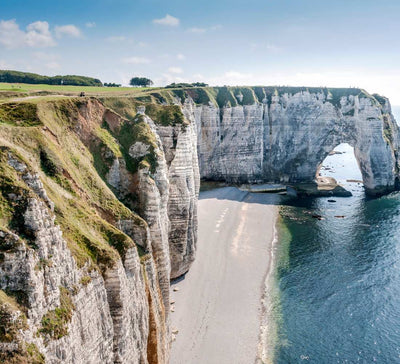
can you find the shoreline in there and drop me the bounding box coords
[170,187,280,364]
[257,213,280,364]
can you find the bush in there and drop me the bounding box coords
[0,103,41,127]
[39,147,63,177]
[39,287,75,340]
[130,77,153,87]
[165,82,209,88]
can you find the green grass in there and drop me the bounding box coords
[25,343,45,364]
[79,275,92,286]
[38,287,74,340]
[0,83,380,113]
[0,148,35,241]
[216,86,238,108]
[145,104,186,126]
[0,84,168,108]
[233,87,257,105]
[0,102,41,126]
[100,97,140,120]
[372,93,387,106]
[0,290,27,343]
[117,115,158,175]
[0,82,160,95]
[0,97,147,273]
[184,87,214,105]
[0,342,45,364]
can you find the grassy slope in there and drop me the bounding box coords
[0,98,148,275]
[0,83,159,95]
[0,83,380,105]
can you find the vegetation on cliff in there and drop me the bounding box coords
[38,287,75,341]
[0,102,41,127]
[0,98,147,274]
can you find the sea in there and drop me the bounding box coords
[272,143,400,363]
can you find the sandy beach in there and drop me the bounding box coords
[170,187,279,364]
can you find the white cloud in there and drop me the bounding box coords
[30,52,61,71]
[187,25,222,34]
[0,19,24,48]
[122,56,151,64]
[177,53,186,60]
[224,71,253,80]
[105,35,126,42]
[0,59,11,68]
[25,21,56,47]
[86,22,96,28]
[152,14,180,26]
[32,51,59,61]
[158,73,187,85]
[0,19,56,48]
[192,73,205,81]
[168,66,183,74]
[203,70,256,86]
[55,24,82,38]
[45,61,61,70]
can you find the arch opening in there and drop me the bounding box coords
[316,143,364,196]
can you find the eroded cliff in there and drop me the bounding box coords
[0,84,398,364]
[185,86,399,196]
[0,96,199,363]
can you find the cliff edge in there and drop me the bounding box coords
[0,96,199,364]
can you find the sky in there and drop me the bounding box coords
[2,0,400,104]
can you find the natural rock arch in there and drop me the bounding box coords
[263,94,399,195]
[192,88,400,196]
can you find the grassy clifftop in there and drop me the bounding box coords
[145,86,378,108]
[0,93,191,363]
[0,91,191,274]
[0,83,383,107]
[0,97,150,274]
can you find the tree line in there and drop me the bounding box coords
[0,70,102,86]
[129,78,208,88]
[0,70,209,89]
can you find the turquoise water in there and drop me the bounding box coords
[274,144,400,363]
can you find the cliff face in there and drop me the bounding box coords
[0,85,398,364]
[0,97,199,363]
[191,87,400,195]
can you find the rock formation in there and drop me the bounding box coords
[0,96,198,363]
[0,85,398,364]
[190,87,400,196]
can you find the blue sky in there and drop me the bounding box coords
[2,0,400,104]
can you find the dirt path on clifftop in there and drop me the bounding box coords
[170,187,279,364]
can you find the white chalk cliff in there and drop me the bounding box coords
[0,86,399,364]
[191,87,399,195]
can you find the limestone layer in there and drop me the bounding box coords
[0,97,199,364]
[192,90,400,195]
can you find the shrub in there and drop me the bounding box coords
[39,147,63,177]
[0,103,41,127]
[39,287,75,340]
